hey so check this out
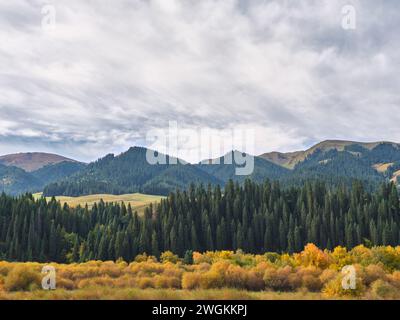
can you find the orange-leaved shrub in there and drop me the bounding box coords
[0,244,399,299]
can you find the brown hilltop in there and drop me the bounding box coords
[0,152,77,172]
[259,140,400,169]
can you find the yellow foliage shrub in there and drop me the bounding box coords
[319,269,337,284]
[196,262,211,272]
[160,251,180,264]
[4,265,41,292]
[330,246,354,269]
[57,278,76,290]
[199,270,223,289]
[113,274,136,288]
[245,270,265,291]
[369,280,399,299]
[153,275,181,289]
[77,276,115,289]
[388,271,400,289]
[182,272,202,290]
[137,277,155,289]
[296,266,323,291]
[193,251,213,264]
[0,244,399,299]
[370,247,400,271]
[322,274,365,298]
[363,264,387,286]
[0,261,12,276]
[295,244,332,269]
[129,261,165,276]
[263,266,295,291]
[302,275,322,292]
[224,264,246,288]
[134,254,149,262]
[350,245,373,265]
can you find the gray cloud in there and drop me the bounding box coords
[0,0,399,162]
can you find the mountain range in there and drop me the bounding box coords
[0,153,86,195]
[1,140,400,196]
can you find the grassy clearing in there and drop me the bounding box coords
[33,193,165,214]
[372,162,394,173]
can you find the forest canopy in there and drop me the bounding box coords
[0,179,399,263]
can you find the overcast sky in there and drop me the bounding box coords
[0,0,399,163]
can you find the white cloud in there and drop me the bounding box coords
[0,0,399,162]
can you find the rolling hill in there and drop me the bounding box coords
[0,152,77,172]
[0,153,86,195]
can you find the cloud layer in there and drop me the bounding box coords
[0,0,399,162]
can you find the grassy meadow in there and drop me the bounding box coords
[33,192,165,214]
[1,245,400,300]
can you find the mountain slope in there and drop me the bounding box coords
[0,152,78,172]
[260,140,400,169]
[43,147,221,196]
[196,150,290,184]
[32,161,87,185]
[143,164,223,195]
[283,148,386,190]
[0,164,42,195]
[271,141,400,190]
[0,160,86,195]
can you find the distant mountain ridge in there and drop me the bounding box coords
[2,140,400,196]
[0,152,78,172]
[260,140,400,169]
[0,153,86,195]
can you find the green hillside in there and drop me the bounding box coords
[0,161,85,195]
[43,147,222,197]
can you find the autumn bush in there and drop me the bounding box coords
[322,272,365,298]
[263,266,295,291]
[297,266,323,292]
[388,271,400,289]
[4,265,41,292]
[369,280,399,299]
[0,246,400,299]
[0,262,12,277]
[294,244,332,269]
[56,278,76,290]
[160,251,180,264]
[363,264,387,286]
[319,269,337,285]
[181,272,202,290]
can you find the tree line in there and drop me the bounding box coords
[0,179,399,262]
